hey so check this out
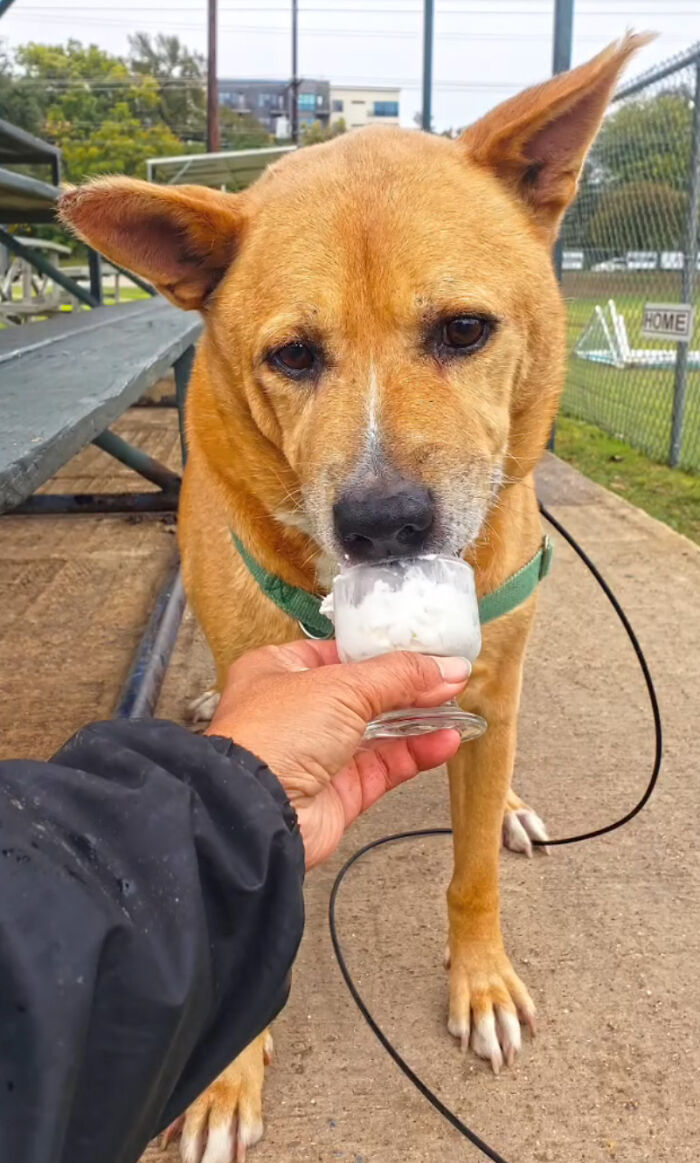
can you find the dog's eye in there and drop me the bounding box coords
[269,342,316,378]
[442,316,491,352]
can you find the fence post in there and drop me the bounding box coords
[421,0,435,132]
[669,54,700,468]
[548,0,574,451]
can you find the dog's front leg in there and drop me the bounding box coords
[447,639,536,1072]
[175,1030,273,1163]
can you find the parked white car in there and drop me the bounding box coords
[592,257,627,272]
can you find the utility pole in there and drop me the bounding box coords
[421,0,434,132]
[551,0,574,284]
[552,0,574,77]
[291,0,299,145]
[548,0,574,450]
[207,0,220,153]
[669,55,700,467]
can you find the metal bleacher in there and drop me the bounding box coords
[146,144,295,189]
[0,118,62,221]
[1,130,289,717]
[0,118,198,717]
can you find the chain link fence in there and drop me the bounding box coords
[560,43,700,473]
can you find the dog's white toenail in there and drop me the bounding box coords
[202,1124,235,1163]
[471,1011,504,1072]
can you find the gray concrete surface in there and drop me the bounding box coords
[0,411,697,1161]
[156,454,700,1163]
[0,405,181,758]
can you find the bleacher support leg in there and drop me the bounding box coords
[174,345,195,464]
[93,429,181,493]
[114,559,187,719]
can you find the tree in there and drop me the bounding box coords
[60,105,184,182]
[219,106,273,151]
[128,33,206,143]
[12,40,166,144]
[587,181,687,251]
[590,88,693,190]
[561,86,695,253]
[0,42,44,137]
[300,118,346,146]
[413,111,433,131]
[0,34,277,190]
[14,40,156,135]
[560,159,603,249]
[2,38,192,182]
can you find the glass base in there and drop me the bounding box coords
[364,703,487,742]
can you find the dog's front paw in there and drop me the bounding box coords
[176,1031,272,1163]
[447,944,535,1073]
[187,688,221,732]
[502,789,549,857]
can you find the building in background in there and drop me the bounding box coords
[218,80,400,140]
[218,78,330,138]
[330,86,400,130]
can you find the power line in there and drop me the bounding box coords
[68,25,690,41]
[11,1,700,5]
[5,17,695,39]
[3,78,543,90]
[7,25,690,43]
[10,79,208,88]
[7,73,535,91]
[10,4,700,12]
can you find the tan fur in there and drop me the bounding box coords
[60,32,649,1153]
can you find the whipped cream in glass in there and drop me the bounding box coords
[321,555,487,741]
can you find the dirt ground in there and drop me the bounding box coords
[1,407,698,1162]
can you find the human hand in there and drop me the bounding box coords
[207,641,469,868]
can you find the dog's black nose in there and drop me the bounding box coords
[333,480,435,562]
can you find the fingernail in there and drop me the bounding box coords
[430,656,472,682]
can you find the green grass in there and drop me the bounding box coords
[105,286,150,303]
[51,287,150,312]
[553,414,700,545]
[0,284,150,328]
[562,286,700,473]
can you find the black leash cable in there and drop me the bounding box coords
[535,503,662,846]
[328,501,664,1162]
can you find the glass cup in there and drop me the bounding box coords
[323,555,487,741]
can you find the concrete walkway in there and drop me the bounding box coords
[1,412,697,1162]
[156,451,700,1163]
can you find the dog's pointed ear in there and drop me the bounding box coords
[59,177,243,310]
[460,32,653,237]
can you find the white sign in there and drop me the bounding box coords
[642,302,696,342]
[626,251,657,270]
[659,253,700,271]
[563,250,584,270]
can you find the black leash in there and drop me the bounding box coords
[328,501,663,1161]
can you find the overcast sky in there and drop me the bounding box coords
[2,1,700,131]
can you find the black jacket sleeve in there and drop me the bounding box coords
[0,719,305,1163]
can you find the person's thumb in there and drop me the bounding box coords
[334,651,471,721]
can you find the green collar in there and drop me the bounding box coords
[232,532,553,639]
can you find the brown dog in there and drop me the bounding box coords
[61,33,648,1162]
